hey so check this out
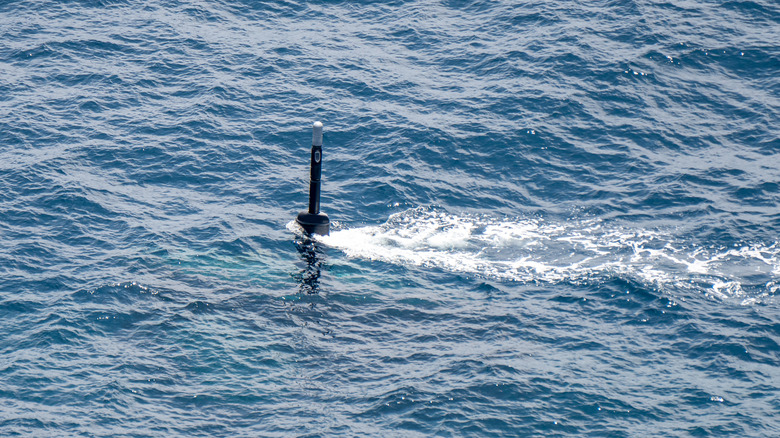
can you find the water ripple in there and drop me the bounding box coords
[1,0,779,435]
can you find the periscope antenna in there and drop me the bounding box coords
[296,121,330,235]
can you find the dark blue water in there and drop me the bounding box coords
[1,0,779,436]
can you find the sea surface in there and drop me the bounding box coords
[1,0,779,436]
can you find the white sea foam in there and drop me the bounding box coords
[313,207,779,304]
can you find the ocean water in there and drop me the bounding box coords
[1,0,779,436]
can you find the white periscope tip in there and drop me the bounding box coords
[312,121,323,146]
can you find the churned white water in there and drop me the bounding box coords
[305,207,780,305]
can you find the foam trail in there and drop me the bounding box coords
[315,207,779,304]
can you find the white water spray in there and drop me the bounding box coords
[308,207,779,304]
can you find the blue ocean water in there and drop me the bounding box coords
[1,0,779,435]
